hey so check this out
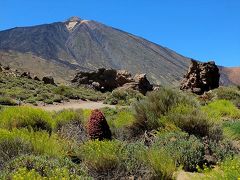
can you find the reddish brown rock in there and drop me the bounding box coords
[180,60,220,95]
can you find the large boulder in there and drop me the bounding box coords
[42,76,56,85]
[180,60,220,94]
[72,68,153,94]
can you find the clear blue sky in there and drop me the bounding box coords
[1,0,239,67]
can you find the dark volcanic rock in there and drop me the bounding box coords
[42,76,56,85]
[21,72,32,79]
[72,68,153,94]
[180,60,220,95]
[33,76,40,81]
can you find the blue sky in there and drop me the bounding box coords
[1,0,239,67]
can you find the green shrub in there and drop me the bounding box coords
[206,139,237,164]
[54,109,87,143]
[0,155,90,179]
[202,100,240,121]
[197,156,240,179]
[223,121,240,140]
[101,107,135,140]
[0,129,33,169]
[7,168,42,180]
[167,104,222,139]
[0,129,67,158]
[132,87,198,132]
[214,86,240,106]
[0,106,53,132]
[144,148,176,179]
[120,142,152,177]
[53,109,84,130]
[153,131,204,172]
[78,140,123,172]
[104,89,143,105]
[112,110,135,128]
[0,96,17,106]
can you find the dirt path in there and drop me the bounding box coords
[38,100,116,111]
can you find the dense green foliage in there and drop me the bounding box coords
[0,86,239,179]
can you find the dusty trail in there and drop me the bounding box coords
[37,100,116,111]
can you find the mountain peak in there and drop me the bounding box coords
[65,16,82,31]
[67,16,82,22]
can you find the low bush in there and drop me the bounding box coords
[0,155,90,179]
[167,104,222,139]
[0,129,67,158]
[132,87,198,132]
[120,142,152,178]
[202,100,240,121]
[197,156,240,179]
[153,131,204,172]
[144,148,176,179]
[78,140,123,172]
[104,89,143,105]
[112,110,135,129]
[223,121,240,140]
[101,107,135,140]
[53,109,84,130]
[0,96,17,106]
[0,129,33,169]
[54,109,87,143]
[205,139,237,164]
[0,106,53,133]
[214,86,240,106]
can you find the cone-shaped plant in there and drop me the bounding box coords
[87,109,112,140]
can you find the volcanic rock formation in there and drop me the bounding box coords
[72,68,153,94]
[180,60,220,94]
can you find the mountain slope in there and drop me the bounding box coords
[0,17,238,85]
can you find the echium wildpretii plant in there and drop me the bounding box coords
[87,109,112,140]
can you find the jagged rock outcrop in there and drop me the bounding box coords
[21,72,32,79]
[42,76,56,85]
[180,60,220,94]
[72,68,153,94]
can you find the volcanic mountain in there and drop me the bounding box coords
[0,16,238,85]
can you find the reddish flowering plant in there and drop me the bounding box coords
[87,109,112,140]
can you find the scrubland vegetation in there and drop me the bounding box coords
[0,74,106,106]
[0,85,240,179]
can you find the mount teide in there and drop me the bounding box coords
[0,17,237,85]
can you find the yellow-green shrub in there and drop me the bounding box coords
[196,156,240,179]
[0,106,53,132]
[0,129,67,158]
[53,109,84,131]
[223,121,240,140]
[202,100,240,121]
[167,104,221,139]
[144,148,176,179]
[112,110,135,128]
[1,155,91,180]
[78,140,123,171]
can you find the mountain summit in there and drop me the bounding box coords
[0,17,236,85]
